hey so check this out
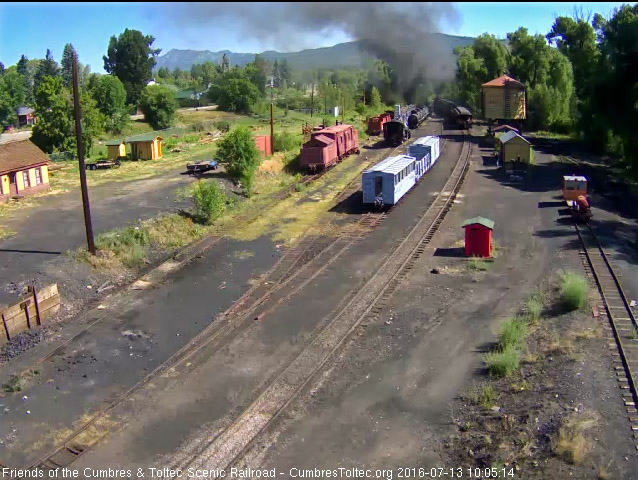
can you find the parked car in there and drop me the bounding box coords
[2,125,15,132]
[186,159,219,175]
[85,159,121,170]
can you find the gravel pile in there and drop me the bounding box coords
[0,328,47,362]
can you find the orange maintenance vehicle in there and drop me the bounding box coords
[563,175,592,222]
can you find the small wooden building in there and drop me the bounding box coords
[105,139,126,160]
[482,75,526,121]
[462,217,494,258]
[16,106,36,127]
[498,131,532,165]
[127,134,163,160]
[0,139,50,202]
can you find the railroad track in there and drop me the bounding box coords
[11,144,398,473]
[180,128,471,471]
[9,120,437,472]
[575,223,638,446]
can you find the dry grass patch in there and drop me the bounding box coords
[554,411,599,464]
[464,382,498,409]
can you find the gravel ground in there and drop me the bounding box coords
[240,131,638,479]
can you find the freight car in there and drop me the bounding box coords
[383,120,411,146]
[367,112,392,135]
[407,105,429,129]
[408,136,441,178]
[299,124,359,171]
[362,155,417,206]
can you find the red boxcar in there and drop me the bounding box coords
[367,113,391,135]
[316,124,359,159]
[299,124,359,171]
[300,134,338,170]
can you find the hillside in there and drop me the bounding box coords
[155,34,475,72]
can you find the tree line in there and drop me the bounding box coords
[448,4,638,172]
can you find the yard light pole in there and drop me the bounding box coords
[72,54,95,255]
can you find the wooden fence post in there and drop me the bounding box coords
[22,299,31,329]
[32,284,42,326]
[1,313,9,342]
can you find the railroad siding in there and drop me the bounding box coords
[0,236,280,466]
[69,121,463,469]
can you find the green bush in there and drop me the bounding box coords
[499,316,527,350]
[191,181,226,225]
[485,345,520,377]
[274,132,301,152]
[95,226,150,267]
[139,85,178,130]
[217,125,260,196]
[215,120,231,133]
[182,134,200,144]
[560,272,588,311]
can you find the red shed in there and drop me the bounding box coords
[300,134,338,170]
[254,135,272,157]
[462,217,495,258]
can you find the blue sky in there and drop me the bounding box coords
[0,2,627,74]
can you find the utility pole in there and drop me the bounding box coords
[342,97,345,124]
[363,87,365,106]
[72,54,95,254]
[310,83,314,118]
[270,103,274,155]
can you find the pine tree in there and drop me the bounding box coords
[61,43,77,88]
[34,49,60,91]
[220,53,230,73]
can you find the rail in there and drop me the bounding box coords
[575,223,638,443]
[179,128,472,471]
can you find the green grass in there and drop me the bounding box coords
[560,272,588,311]
[468,257,490,271]
[485,345,520,377]
[526,294,543,325]
[465,382,498,409]
[499,316,528,350]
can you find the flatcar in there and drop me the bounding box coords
[383,120,411,146]
[362,155,417,206]
[299,124,359,171]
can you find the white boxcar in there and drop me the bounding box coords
[409,136,441,166]
[362,155,417,206]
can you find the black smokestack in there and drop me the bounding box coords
[161,2,460,98]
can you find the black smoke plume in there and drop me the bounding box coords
[162,2,460,99]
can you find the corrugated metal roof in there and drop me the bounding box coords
[126,133,163,143]
[104,139,124,146]
[364,155,415,175]
[499,130,530,144]
[482,75,525,88]
[462,217,495,229]
[0,139,50,175]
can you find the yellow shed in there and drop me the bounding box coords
[126,134,163,161]
[0,139,51,202]
[105,139,126,160]
[498,131,533,165]
[482,75,526,120]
